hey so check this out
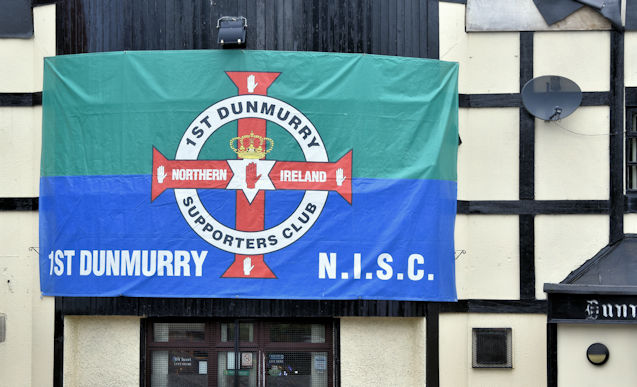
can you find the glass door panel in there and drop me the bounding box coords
[265,352,328,387]
[150,350,208,387]
[217,351,258,387]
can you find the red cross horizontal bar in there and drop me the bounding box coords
[151,148,233,201]
[152,147,352,203]
[270,150,352,203]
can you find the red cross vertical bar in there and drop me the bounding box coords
[222,72,280,278]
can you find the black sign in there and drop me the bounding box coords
[549,293,637,323]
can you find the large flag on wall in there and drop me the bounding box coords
[39,50,458,300]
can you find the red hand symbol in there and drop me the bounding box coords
[245,162,262,189]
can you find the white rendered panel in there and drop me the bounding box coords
[33,5,56,91]
[558,324,637,387]
[0,107,42,197]
[455,215,520,300]
[440,314,547,387]
[0,37,34,92]
[626,32,637,86]
[64,316,140,386]
[340,317,425,387]
[458,108,519,200]
[0,212,53,387]
[535,106,609,200]
[624,214,637,234]
[0,5,55,92]
[535,215,608,299]
[534,31,610,92]
[440,2,519,94]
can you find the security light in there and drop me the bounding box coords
[217,16,247,48]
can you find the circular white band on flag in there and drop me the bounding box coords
[175,95,329,255]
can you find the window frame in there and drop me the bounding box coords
[144,317,336,387]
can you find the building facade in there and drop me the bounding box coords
[1,0,636,386]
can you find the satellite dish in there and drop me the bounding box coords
[521,75,582,121]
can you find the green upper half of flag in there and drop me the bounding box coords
[41,50,458,181]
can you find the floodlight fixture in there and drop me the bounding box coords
[217,16,247,48]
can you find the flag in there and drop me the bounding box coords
[40,50,458,300]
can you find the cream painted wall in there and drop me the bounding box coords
[534,31,610,92]
[0,6,54,198]
[439,2,519,94]
[0,5,56,387]
[0,107,42,197]
[558,324,637,387]
[340,317,425,387]
[0,5,55,93]
[625,32,637,86]
[439,313,547,387]
[0,212,53,387]
[458,108,519,200]
[455,215,519,300]
[64,316,140,387]
[624,214,637,234]
[535,106,609,200]
[535,215,608,299]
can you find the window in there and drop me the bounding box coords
[145,319,335,387]
[472,328,512,369]
[627,109,637,193]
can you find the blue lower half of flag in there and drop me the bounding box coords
[39,175,457,301]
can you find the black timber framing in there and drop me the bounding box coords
[0,92,42,106]
[427,0,439,59]
[438,299,546,313]
[53,297,550,316]
[425,2,439,384]
[457,200,609,214]
[458,91,609,108]
[0,197,38,211]
[425,303,439,387]
[53,298,63,387]
[33,0,56,6]
[547,322,557,387]
[519,215,536,299]
[0,198,613,214]
[609,30,624,244]
[519,31,535,300]
[55,297,429,317]
[55,0,436,57]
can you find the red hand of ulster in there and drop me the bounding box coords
[245,162,262,189]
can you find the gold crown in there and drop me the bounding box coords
[229,131,274,159]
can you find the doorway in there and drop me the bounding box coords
[146,319,336,387]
